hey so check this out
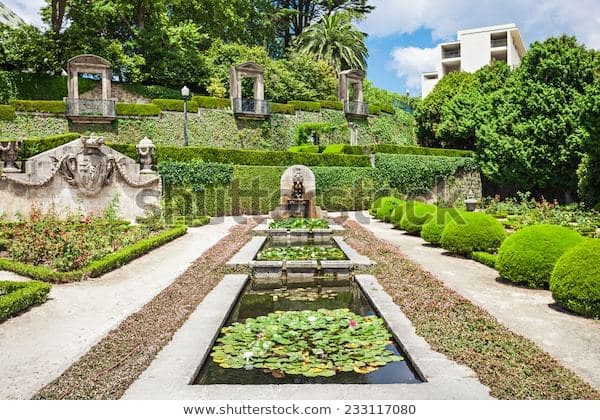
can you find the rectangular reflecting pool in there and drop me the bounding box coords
[194,279,422,385]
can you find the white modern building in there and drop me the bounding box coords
[0,1,24,27]
[421,24,526,98]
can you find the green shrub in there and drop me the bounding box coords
[294,122,341,145]
[288,100,321,112]
[372,144,475,158]
[550,239,600,318]
[288,145,320,154]
[121,83,184,100]
[5,73,94,101]
[375,153,478,195]
[319,100,343,111]
[271,102,296,114]
[151,99,199,113]
[0,105,16,120]
[116,102,161,116]
[342,145,364,155]
[322,144,347,154]
[18,133,81,159]
[496,225,584,289]
[369,104,381,115]
[471,251,498,269]
[194,96,231,109]
[440,212,506,255]
[375,197,404,221]
[379,104,395,114]
[0,281,51,322]
[369,197,384,216]
[399,201,437,234]
[8,100,66,114]
[421,207,465,244]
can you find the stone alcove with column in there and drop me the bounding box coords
[339,69,369,119]
[229,62,269,119]
[66,54,116,124]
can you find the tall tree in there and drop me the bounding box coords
[295,12,368,71]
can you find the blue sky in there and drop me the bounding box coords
[5,0,600,96]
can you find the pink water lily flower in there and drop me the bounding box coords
[256,332,265,339]
[348,319,358,328]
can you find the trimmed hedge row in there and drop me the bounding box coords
[288,144,320,153]
[0,105,16,121]
[0,225,187,283]
[471,251,498,268]
[194,96,230,109]
[9,100,66,114]
[372,144,475,158]
[16,133,81,159]
[271,102,296,114]
[152,99,199,113]
[116,102,161,116]
[111,144,371,167]
[369,104,381,116]
[0,280,51,322]
[121,83,185,100]
[319,100,343,111]
[288,100,321,112]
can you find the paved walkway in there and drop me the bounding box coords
[340,212,600,391]
[0,219,237,399]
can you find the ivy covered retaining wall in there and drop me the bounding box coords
[0,108,416,150]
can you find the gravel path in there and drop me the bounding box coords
[0,219,237,399]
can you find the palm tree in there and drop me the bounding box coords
[295,12,368,72]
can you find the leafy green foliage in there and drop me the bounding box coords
[268,218,329,230]
[375,153,479,195]
[257,246,346,261]
[0,281,51,322]
[120,83,185,100]
[319,100,343,111]
[398,201,437,234]
[270,103,296,114]
[288,100,321,113]
[313,166,378,211]
[471,251,498,269]
[420,207,465,244]
[375,197,404,222]
[194,96,231,109]
[440,212,506,255]
[115,103,161,116]
[322,144,346,154]
[17,133,81,159]
[550,239,600,318]
[151,99,199,113]
[368,104,381,115]
[158,161,233,192]
[294,121,346,145]
[8,100,65,114]
[211,308,402,378]
[288,145,320,153]
[579,79,600,207]
[496,225,584,289]
[0,71,18,103]
[0,105,16,121]
[371,144,474,158]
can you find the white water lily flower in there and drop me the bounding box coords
[307,316,317,323]
[243,351,253,362]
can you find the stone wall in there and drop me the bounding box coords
[420,170,482,206]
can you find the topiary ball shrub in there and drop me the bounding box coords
[496,225,584,289]
[421,207,464,245]
[440,212,506,255]
[375,197,403,222]
[399,201,436,235]
[550,239,600,318]
[369,197,384,216]
[389,203,407,226]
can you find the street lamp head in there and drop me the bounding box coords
[181,85,190,99]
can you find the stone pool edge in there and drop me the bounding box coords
[123,274,491,400]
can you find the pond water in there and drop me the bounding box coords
[194,280,422,385]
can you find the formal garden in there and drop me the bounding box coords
[0,0,599,406]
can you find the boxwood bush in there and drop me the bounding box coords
[399,201,437,234]
[319,100,343,111]
[194,96,230,109]
[389,203,406,225]
[121,83,184,100]
[0,281,51,322]
[288,144,320,154]
[322,144,346,154]
[9,100,66,114]
[17,133,81,159]
[369,104,381,115]
[372,144,475,158]
[116,102,161,116]
[369,197,384,216]
[151,99,199,113]
[550,239,600,318]
[471,251,498,269]
[496,225,584,288]
[0,105,16,121]
[271,102,296,114]
[288,100,321,112]
[421,207,465,245]
[440,212,506,255]
[375,197,404,222]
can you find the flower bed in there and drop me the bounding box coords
[0,281,51,322]
[268,218,329,230]
[0,208,187,283]
[257,246,346,261]
[211,308,403,378]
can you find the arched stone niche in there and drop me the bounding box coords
[339,69,368,118]
[229,62,269,118]
[271,165,323,219]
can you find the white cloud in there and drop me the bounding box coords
[389,46,437,93]
[3,0,45,27]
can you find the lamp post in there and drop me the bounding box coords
[181,85,190,146]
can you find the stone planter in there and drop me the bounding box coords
[285,260,318,286]
[311,229,333,243]
[321,260,353,280]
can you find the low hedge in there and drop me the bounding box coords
[399,201,437,234]
[0,105,16,120]
[17,133,81,159]
[440,212,506,255]
[322,144,346,154]
[369,104,381,115]
[116,102,161,116]
[194,96,230,109]
[288,100,321,112]
[120,83,185,100]
[0,281,51,322]
[0,225,187,283]
[496,225,584,289]
[375,197,404,222]
[8,100,66,114]
[342,145,365,155]
[372,144,475,158]
[420,207,465,244]
[379,104,395,114]
[288,145,320,154]
[471,251,498,269]
[151,99,199,113]
[550,239,600,318]
[111,144,371,167]
[319,100,343,111]
[369,197,384,216]
[271,102,296,114]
